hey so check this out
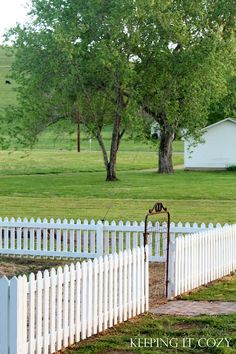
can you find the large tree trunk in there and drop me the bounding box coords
[106,162,117,181]
[158,130,174,173]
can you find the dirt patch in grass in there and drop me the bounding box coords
[149,262,167,307]
[0,256,78,278]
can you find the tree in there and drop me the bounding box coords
[131,0,236,173]
[3,0,137,181]
[208,75,236,125]
[3,0,236,176]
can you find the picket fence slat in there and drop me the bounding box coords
[81,262,87,340]
[123,251,128,322]
[69,263,75,345]
[104,256,109,330]
[93,259,98,334]
[56,267,63,351]
[50,268,56,354]
[43,270,50,354]
[87,260,93,337]
[75,263,81,342]
[0,277,9,354]
[113,253,118,326]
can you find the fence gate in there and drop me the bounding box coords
[144,202,171,305]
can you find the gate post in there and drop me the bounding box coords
[144,245,149,311]
[167,232,176,300]
[9,277,25,354]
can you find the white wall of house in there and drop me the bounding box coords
[184,118,236,169]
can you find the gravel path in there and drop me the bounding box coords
[150,300,236,316]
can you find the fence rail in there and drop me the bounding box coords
[0,217,225,262]
[170,224,236,298]
[0,246,149,354]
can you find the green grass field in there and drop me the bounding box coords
[0,154,235,223]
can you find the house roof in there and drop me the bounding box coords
[202,118,236,131]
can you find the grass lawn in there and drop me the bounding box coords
[0,151,235,223]
[66,314,236,354]
[64,313,236,353]
[181,275,236,302]
[0,150,183,175]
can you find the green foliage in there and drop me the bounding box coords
[208,76,236,125]
[227,165,236,171]
[131,0,236,141]
[1,0,137,148]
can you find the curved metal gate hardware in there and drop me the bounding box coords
[144,202,171,298]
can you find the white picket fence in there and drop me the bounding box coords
[0,216,235,353]
[170,224,236,298]
[0,246,149,354]
[0,217,225,262]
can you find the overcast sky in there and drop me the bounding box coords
[0,0,28,43]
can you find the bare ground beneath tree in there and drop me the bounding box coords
[0,257,166,305]
[149,262,167,307]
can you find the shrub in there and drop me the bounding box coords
[227,165,236,171]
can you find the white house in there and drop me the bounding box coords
[184,118,236,170]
